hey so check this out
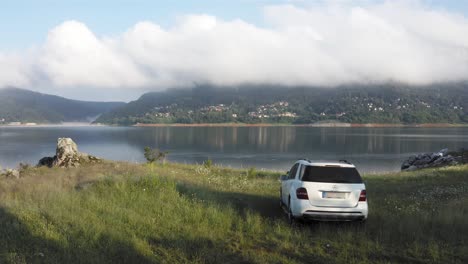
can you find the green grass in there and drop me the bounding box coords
[1,162,467,263]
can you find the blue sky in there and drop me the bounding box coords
[2,0,468,50]
[0,0,277,50]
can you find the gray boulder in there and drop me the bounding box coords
[53,138,79,166]
[37,138,101,168]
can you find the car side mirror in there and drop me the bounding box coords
[280,175,288,181]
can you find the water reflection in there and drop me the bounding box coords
[0,126,467,173]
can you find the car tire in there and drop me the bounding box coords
[288,198,295,225]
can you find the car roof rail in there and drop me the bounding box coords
[299,158,311,163]
[339,159,352,164]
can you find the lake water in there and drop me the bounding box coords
[0,126,467,173]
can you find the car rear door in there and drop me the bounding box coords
[300,165,364,208]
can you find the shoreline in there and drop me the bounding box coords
[0,123,103,128]
[1,122,467,128]
[133,122,468,128]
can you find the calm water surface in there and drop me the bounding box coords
[1,126,467,173]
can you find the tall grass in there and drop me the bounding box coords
[1,162,467,263]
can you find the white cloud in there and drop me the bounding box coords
[2,0,468,93]
[0,52,33,88]
[38,21,148,88]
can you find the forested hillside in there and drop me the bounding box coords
[0,88,125,124]
[95,83,468,125]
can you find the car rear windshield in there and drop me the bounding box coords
[301,166,363,183]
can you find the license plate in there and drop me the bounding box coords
[323,192,346,199]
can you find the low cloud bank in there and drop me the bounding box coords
[2,1,468,91]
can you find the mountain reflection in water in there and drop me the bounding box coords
[1,126,467,173]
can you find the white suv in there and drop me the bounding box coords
[280,159,368,223]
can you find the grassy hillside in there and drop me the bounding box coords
[0,87,125,123]
[95,84,468,125]
[1,162,467,263]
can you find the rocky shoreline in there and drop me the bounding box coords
[401,148,467,171]
[1,138,101,179]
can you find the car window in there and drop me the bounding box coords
[288,163,299,179]
[295,164,303,180]
[298,164,305,179]
[301,166,363,183]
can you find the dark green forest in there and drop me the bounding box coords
[95,83,468,125]
[0,87,125,123]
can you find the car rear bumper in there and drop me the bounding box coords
[292,199,368,221]
[302,210,366,221]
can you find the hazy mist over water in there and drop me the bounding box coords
[1,126,467,173]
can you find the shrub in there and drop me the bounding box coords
[247,167,257,178]
[144,147,169,164]
[203,159,213,168]
[18,163,31,172]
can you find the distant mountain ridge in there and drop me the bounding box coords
[0,87,125,124]
[95,83,468,125]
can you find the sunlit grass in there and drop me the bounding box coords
[1,162,467,263]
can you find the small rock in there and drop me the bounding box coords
[5,169,20,179]
[433,158,444,165]
[38,156,55,168]
[413,157,431,166]
[401,162,411,170]
[429,153,440,163]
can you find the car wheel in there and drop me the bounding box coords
[288,198,295,225]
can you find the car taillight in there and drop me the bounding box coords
[359,190,367,202]
[296,187,309,200]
